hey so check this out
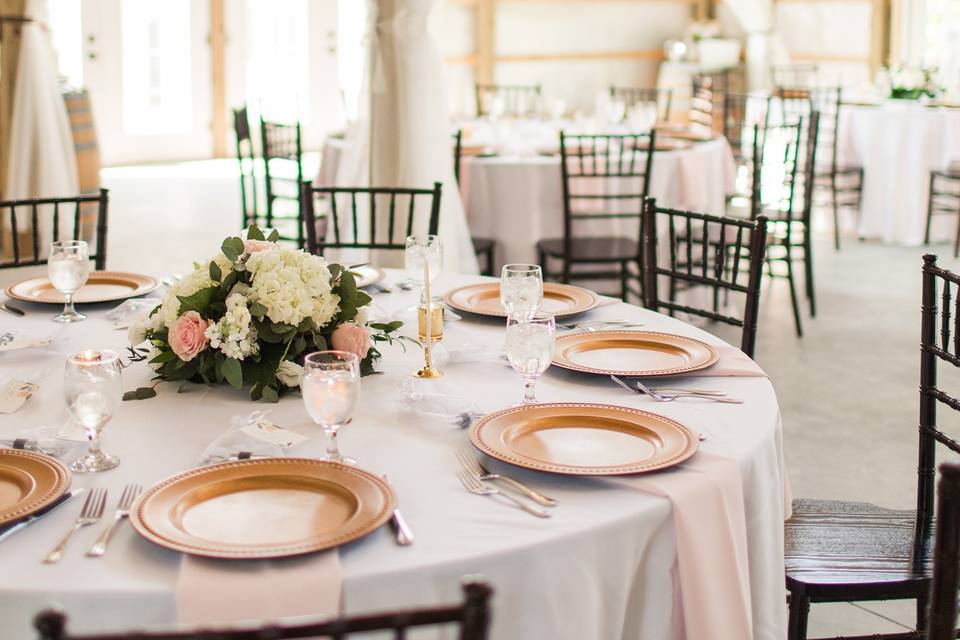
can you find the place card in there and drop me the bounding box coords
[0,379,38,414]
[239,417,308,448]
[0,335,52,353]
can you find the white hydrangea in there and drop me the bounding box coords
[205,293,260,360]
[245,247,340,329]
[156,254,233,328]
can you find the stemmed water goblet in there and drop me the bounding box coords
[65,350,123,472]
[500,264,543,320]
[302,351,361,464]
[504,312,556,405]
[48,240,90,323]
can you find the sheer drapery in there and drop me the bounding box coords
[3,0,79,244]
[333,0,479,274]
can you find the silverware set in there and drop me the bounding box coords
[557,320,646,331]
[610,375,744,404]
[0,302,24,317]
[381,475,414,546]
[373,278,415,294]
[40,483,142,563]
[455,448,556,518]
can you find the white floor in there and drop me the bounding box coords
[99,158,960,636]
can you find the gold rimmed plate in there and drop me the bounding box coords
[470,402,698,475]
[350,265,386,290]
[0,449,71,526]
[129,458,395,559]
[443,282,599,319]
[552,330,719,377]
[6,271,160,305]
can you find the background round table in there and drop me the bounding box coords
[0,270,787,639]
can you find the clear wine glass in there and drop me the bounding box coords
[405,234,443,305]
[504,312,556,405]
[500,264,543,321]
[302,350,361,464]
[65,350,122,472]
[48,240,90,323]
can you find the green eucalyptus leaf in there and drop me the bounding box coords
[246,224,265,241]
[267,228,280,242]
[249,302,268,317]
[209,261,222,282]
[123,387,157,401]
[261,386,280,403]
[177,286,216,315]
[222,358,243,389]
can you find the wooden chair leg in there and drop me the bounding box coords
[927,173,937,246]
[917,591,929,633]
[620,261,629,302]
[832,173,841,252]
[803,234,816,318]
[538,250,547,281]
[785,254,804,337]
[787,590,811,640]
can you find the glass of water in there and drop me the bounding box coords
[65,350,122,472]
[500,264,543,320]
[302,351,361,464]
[48,240,91,323]
[504,312,556,405]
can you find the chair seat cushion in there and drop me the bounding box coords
[537,237,639,262]
[785,498,930,588]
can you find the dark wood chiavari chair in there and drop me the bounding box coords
[301,182,442,257]
[232,105,260,235]
[474,83,542,118]
[536,131,656,301]
[690,68,743,135]
[773,63,819,90]
[926,462,960,640]
[925,167,960,257]
[783,254,960,640]
[259,116,305,247]
[608,86,673,122]
[453,129,496,276]
[641,198,768,358]
[809,87,863,251]
[0,189,109,270]
[723,92,773,165]
[33,580,493,640]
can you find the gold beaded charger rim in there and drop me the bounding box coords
[442,282,599,319]
[0,449,71,526]
[469,402,698,475]
[129,458,395,559]
[5,271,161,304]
[551,330,719,377]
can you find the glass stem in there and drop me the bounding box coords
[522,376,537,404]
[87,429,102,458]
[325,427,343,463]
[63,293,74,317]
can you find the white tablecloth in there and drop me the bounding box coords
[0,271,788,639]
[837,103,960,246]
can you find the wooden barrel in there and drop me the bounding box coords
[63,90,101,244]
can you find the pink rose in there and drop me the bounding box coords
[243,239,275,256]
[169,311,210,362]
[331,323,371,360]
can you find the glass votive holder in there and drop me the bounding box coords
[418,297,445,343]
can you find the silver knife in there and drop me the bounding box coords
[382,475,413,546]
[0,488,85,544]
[0,302,24,317]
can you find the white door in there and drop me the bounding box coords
[81,0,213,165]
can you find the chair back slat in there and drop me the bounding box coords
[609,86,673,122]
[233,105,260,230]
[475,83,541,117]
[772,63,819,90]
[301,183,443,256]
[643,197,768,358]
[927,462,960,640]
[258,115,305,247]
[0,190,109,270]
[33,582,493,640]
[722,92,772,162]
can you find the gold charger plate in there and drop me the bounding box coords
[0,449,71,526]
[443,282,599,319]
[552,330,719,376]
[6,271,160,305]
[130,458,395,559]
[351,265,386,289]
[470,402,698,475]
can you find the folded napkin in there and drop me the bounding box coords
[197,411,305,466]
[0,425,86,462]
[176,552,342,625]
[397,378,486,428]
[685,344,766,378]
[607,452,753,640]
[106,297,162,329]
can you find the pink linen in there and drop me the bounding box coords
[609,451,753,640]
[176,551,342,625]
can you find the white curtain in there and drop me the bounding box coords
[334,0,479,274]
[721,0,790,91]
[3,0,79,242]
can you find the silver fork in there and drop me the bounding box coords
[456,471,550,518]
[456,448,557,507]
[630,377,743,404]
[86,484,142,557]
[43,488,107,564]
[557,320,645,331]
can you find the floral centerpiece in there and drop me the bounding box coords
[128,226,402,402]
[884,65,942,100]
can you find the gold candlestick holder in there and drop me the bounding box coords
[414,298,444,378]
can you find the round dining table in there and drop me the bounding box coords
[0,269,788,639]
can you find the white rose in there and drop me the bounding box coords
[128,318,148,346]
[276,360,303,388]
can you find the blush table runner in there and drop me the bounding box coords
[176,551,342,625]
